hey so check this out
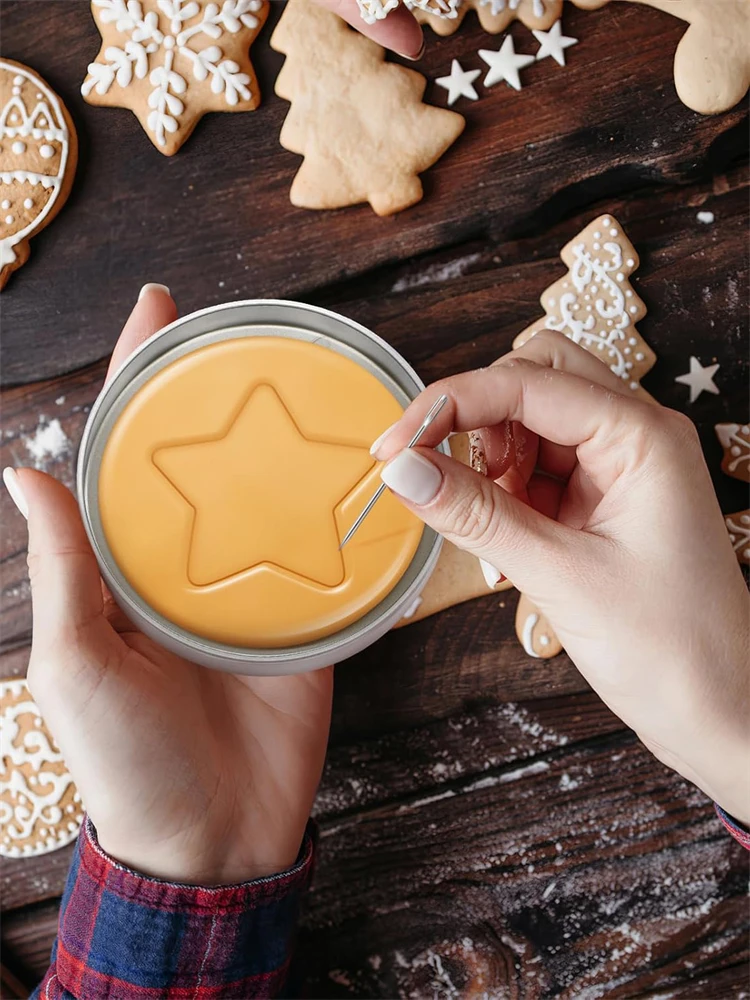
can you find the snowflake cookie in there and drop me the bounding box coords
[81,0,269,155]
[715,422,750,483]
[726,510,750,566]
[0,60,78,290]
[1,677,84,858]
[514,215,656,393]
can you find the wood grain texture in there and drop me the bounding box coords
[1,0,748,995]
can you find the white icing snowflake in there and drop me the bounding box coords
[81,0,264,149]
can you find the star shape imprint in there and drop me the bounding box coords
[152,384,374,587]
[479,36,536,90]
[81,0,268,155]
[674,356,720,404]
[436,59,481,104]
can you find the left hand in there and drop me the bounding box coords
[10,286,333,886]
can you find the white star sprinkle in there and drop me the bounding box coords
[479,36,535,91]
[533,20,578,66]
[436,59,481,105]
[674,356,720,403]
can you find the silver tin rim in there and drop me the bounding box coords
[77,300,446,676]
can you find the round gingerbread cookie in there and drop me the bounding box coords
[0,677,84,858]
[0,59,78,291]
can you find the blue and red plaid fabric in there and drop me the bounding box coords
[32,816,315,1000]
[715,804,750,850]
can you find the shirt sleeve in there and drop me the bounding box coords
[715,804,750,850]
[32,816,315,1000]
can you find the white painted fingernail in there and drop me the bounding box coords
[3,468,28,519]
[381,450,442,505]
[480,558,502,590]
[138,282,170,301]
[370,423,397,457]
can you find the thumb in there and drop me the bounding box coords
[5,468,104,657]
[380,447,577,593]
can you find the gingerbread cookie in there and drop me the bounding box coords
[396,433,512,628]
[81,0,268,155]
[630,0,750,115]
[515,593,562,658]
[514,215,656,393]
[726,510,750,566]
[715,422,750,483]
[1,677,84,858]
[271,0,464,216]
[0,60,77,290]
[406,0,561,36]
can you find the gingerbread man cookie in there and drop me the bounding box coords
[1,677,84,858]
[0,59,77,290]
[630,0,750,115]
[82,0,269,155]
[271,0,464,216]
[514,214,656,393]
[715,422,750,483]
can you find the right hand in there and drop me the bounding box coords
[312,0,424,58]
[374,330,750,824]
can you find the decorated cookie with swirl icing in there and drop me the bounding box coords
[513,214,656,393]
[515,593,563,659]
[0,677,84,858]
[0,60,78,291]
[726,510,750,566]
[715,422,750,484]
[81,0,269,156]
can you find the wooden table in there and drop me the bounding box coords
[1,2,748,996]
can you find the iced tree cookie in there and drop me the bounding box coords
[0,59,77,290]
[631,0,750,115]
[514,215,656,393]
[715,422,750,483]
[1,677,84,858]
[81,0,269,155]
[271,0,464,216]
[726,510,750,566]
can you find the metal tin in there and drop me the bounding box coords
[77,300,446,676]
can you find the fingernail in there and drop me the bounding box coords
[3,467,28,519]
[370,422,397,457]
[480,558,504,590]
[381,450,442,505]
[398,35,425,61]
[138,282,170,301]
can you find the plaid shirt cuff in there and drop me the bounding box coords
[715,804,750,850]
[34,816,315,1000]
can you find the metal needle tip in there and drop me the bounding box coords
[339,394,449,550]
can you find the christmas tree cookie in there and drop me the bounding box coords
[0,59,78,290]
[81,0,268,155]
[270,0,464,216]
[514,215,656,393]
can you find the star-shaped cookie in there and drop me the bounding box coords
[153,384,374,587]
[81,0,269,155]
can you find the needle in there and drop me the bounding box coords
[339,394,449,550]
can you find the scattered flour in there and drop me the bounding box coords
[696,211,715,224]
[23,418,71,470]
[559,772,581,791]
[392,252,482,292]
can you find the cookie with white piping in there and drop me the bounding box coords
[515,593,562,659]
[715,422,750,484]
[514,214,656,394]
[0,677,84,858]
[0,59,78,290]
[726,510,750,566]
[81,0,269,156]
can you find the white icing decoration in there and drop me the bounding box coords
[481,0,545,17]
[11,139,25,154]
[40,143,55,158]
[0,686,83,858]
[435,59,481,105]
[533,20,578,66]
[726,513,750,561]
[716,423,750,476]
[5,215,13,225]
[0,199,8,209]
[674,356,720,404]
[82,0,262,147]
[0,61,70,268]
[521,613,542,658]
[479,35,536,91]
[543,236,643,386]
[403,0,461,18]
[23,197,33,209]
[355,0,399,24]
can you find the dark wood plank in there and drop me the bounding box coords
[1,1,747,384]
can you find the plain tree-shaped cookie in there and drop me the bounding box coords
[270,0,464,216]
